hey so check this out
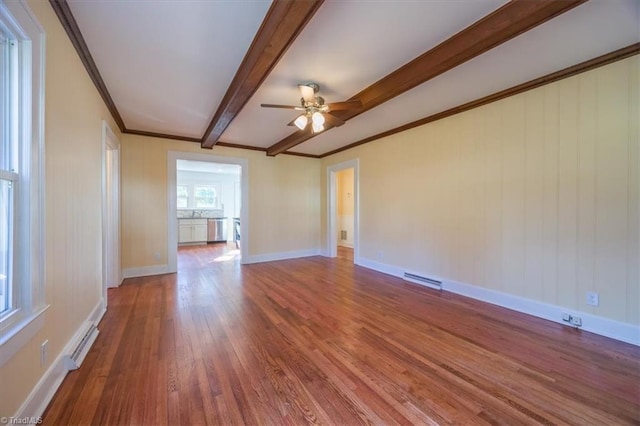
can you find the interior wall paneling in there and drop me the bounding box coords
[321,56,639,333]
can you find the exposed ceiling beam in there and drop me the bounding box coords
[318,43,640,158]
[266,0,587,156]
[201,0,324,149]
[49,0,126,132]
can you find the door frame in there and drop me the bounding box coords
[102,121,121,308]
[327,159,359,263]
[167,151,249,272]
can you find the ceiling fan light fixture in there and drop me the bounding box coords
[312,122,324,133]
[311,111,325,125]
[262,83,357,134]
[294,114,308,130]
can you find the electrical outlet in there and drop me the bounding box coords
[377,250,384,260]
[40,340,48,367]
[586,291,599,307]
[570,316,582,327]
[154,252,161,261]
[562,313,582,327]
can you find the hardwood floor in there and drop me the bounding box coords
[337,245,354,261]
[43,244,640,425]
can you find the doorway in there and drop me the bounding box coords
[167,151,249,273]
[327,159,359,263]
[102,121,121,307]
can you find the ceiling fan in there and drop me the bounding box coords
[261,83,361,133]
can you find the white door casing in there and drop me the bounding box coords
[102,121,121,306]
[167,151,249,272]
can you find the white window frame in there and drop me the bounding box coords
[194,184,219,209]
[176,184,188,209]
[0,0,47,367]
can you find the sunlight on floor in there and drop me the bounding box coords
[211,249,241,262]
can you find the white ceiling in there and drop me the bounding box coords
[68,0,273,138]
[67,0,639,156]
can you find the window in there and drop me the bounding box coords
[176,185,188,208]
[195,185,217,209]
[0,0,46,363]
[0,25,15,316]
[0,179,12,315]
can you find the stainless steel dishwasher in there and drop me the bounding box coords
[207,217,227,242]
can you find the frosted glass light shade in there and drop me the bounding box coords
[311,111,325,125]
[312,122,324,133]
[294,115,308,130]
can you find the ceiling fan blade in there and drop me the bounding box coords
[261,103,304,110]
[298,84,316,102]
[327,100,362,111]
[323,112,345,127]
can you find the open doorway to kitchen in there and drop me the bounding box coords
[167,151,248,273]
[327,159,359,264]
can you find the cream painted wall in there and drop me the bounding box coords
[0,0,122,416]
[337,168,354,216]
[121,135,321,269]
[322,56,639,326]
[336,168,354,247]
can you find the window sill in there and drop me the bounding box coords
[0,304,50,367]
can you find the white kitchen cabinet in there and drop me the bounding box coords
[178,219,208,243]
[193,222,208,242]
[178,222,191,243]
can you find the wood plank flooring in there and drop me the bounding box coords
[43,243,640,425]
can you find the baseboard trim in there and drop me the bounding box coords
[89,297,106,325]
[357,257,404,277]
[357,257,639,346]
[244,249,322,264]
[122,264,170,279]
[14,298,105,420]
[444,279,640,346]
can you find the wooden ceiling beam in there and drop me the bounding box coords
[318,43,640,158]
[266,0,587,156]
[201,0,324,149]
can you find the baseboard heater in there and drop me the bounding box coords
[63,322,99,371]
[403,272,443,290]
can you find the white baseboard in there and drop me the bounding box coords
[107,276,124,288]
[357,257,404,277]
[357,256,639,346]
[244,248,322,264]
[91,297,107,325]
[14,298,105,421]
[122,264,170,279]
[338,242,354,248]
[444,279,640,346]
[14,349,66,423]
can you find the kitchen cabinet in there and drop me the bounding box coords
[178,219,208,243]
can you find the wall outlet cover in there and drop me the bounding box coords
[586,291,599,307]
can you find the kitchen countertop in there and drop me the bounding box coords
[177,217,227,220]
